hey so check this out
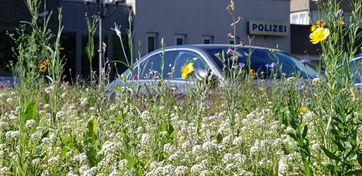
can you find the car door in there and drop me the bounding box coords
[169,50,212,93]
[128,50,179,93]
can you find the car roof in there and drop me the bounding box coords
[162,44,279,51]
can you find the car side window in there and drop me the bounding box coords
[172,50,209,80]
[350,59,362,83]
[236,48,273,78]
[132,51,178,80]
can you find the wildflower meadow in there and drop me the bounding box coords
[0,0,362,175]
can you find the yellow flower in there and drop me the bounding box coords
[316,19,326,28]
[298,107,308,113]
[39,63,47,73]
[309,27,330,44]
[249,69,256,77]
[350,87,356,99]
[43,59,50,66]
[337,19,345,26]
[181,62,195,79]
[310,25,317,32]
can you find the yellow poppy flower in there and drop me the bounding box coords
[310,25,317,32]
[249,69,256,77]
[337,19,345,26]
[309,27,330,44]
[43,59,50,66]
[181,62,195,79]
[316,19,326,28]
[298,107,308,113]
[39,63,47,73]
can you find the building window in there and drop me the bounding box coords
[147,33,158,53]
[202,35,214,44]
[290,11,310,25]
[175,34,187,45]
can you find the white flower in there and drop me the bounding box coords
[44,85,54,94]
[43,104,50,109]
[246,113,255,119]
[163,143,176,154]
[222,135,232,145]
[49,133,56,142]
[32,158,41,165]
[0,121,7,129]
[202,141,217,152]
[6,98,13,103]
[174,166,188,176]
[199,170,210,176]
[285,126,294,134]
[80,98,88,107]
[141,111,151,121]
[0,167,10,175]
[118,159,129,169]
[48,156,61,164]
[312,77,322,85]
[223,153,234,163]
[225,163,235,171]
[168,152,180,161]
[234,153,246,163]
[83,167,97,176]
[5,131,20,139]
[163,164,175,175]
[140,133,150,146]
[287,77,296,83]
[191,164,203,174]
[56,111,66,119]
[232,136,243,146]
[73,153,87,164]
[26,119,37,128]
[192,145,203,155]
[181,141,191,150]
[278,156,288,176]
[137,151,146,159]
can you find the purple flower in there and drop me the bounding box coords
[0,81,9,89]
[140,106,146,113]
[133,74,139,80]
[238,63,245,68]
[226,48,233,55]
[298,86,304,92]
[270,62,278,68]
[299,59,309,65]
[266,62,278,69]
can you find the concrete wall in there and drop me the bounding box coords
[132,0,291,55]
[290,0,309,12]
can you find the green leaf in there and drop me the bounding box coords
[41,130,49,139]
[345,170,362,176]
[302,125,308,138]
[321,146,341,161]
[23,102,38,121]
[62,137,75,159]
[217,133,223,143]
[357,152,362,167]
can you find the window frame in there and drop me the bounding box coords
[146,32,158,53]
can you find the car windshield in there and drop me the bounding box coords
[206,47,319,79]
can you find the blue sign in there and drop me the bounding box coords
[248,21,289,36]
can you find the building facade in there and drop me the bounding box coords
[0,0,129,79]
[1,0,292,78]
[128,0,291,55]
[290,0,357,25]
